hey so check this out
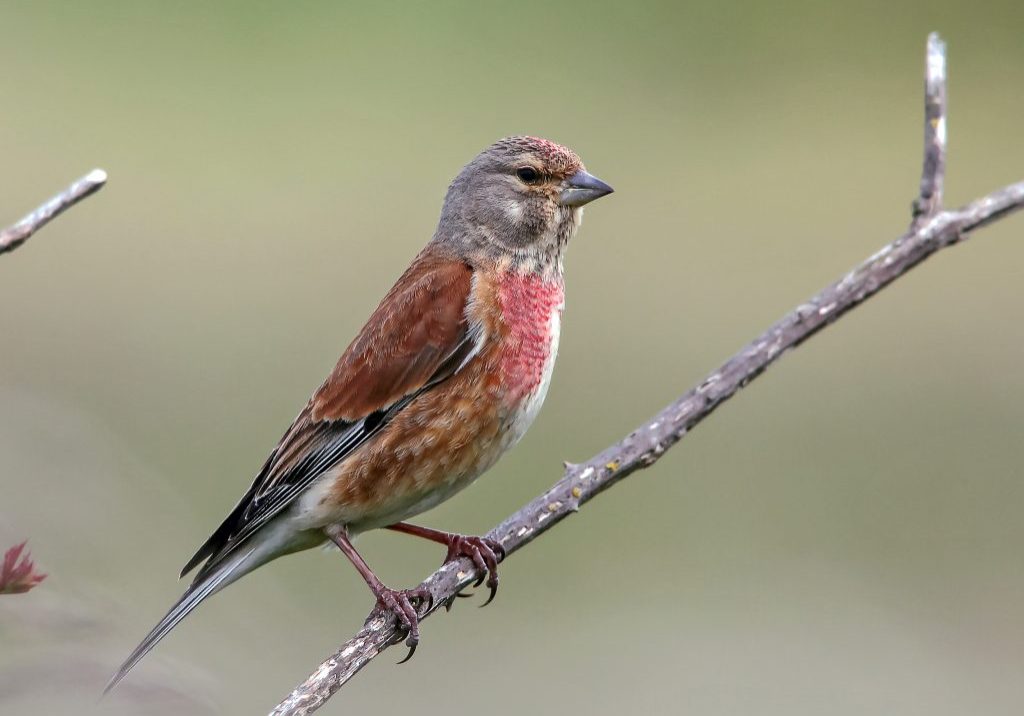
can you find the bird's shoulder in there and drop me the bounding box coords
[311,248,477,423]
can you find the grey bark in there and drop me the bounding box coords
[0,169,107,256]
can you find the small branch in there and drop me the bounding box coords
[912,32,947,228]
[0,169,108,256]
[272,34,1022,715]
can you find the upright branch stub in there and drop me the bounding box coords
[912,32,947,228]
[0,169,108,256]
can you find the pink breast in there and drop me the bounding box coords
[497,273,564,402]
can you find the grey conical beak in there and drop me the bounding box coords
[559,170,614,207]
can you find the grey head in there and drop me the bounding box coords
[433,136,613,274]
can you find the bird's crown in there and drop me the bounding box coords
[488,136,583,177]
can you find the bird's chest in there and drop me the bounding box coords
[492,272,564,442]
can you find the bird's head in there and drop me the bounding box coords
[435,136,613,276]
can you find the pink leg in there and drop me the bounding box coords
[326,524,432,662]
[386,522,505,605]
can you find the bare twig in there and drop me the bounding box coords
[0,169,107,256]
[272,33,1023,715]
[912,32,947,228]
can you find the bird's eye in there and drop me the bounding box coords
[516,166,541,184]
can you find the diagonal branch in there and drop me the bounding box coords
[271,33,1024,715]
[0,169,108,256]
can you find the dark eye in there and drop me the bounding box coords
[516,166,541,184]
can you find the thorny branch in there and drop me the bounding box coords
[0,169,107,256]
[271,33,1024,715]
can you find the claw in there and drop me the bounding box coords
[385,525,508,610]
[397,639,418,665]
[442,535,504,607]
[481,582,498,608]
[478,543,500,607]
[371,586,432,663]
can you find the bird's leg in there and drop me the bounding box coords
[325,525,432,663]
[385,522,505,605]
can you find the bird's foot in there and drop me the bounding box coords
[371,585,433,663]
[443,535,505,606]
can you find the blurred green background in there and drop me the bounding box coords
[2,2,1023,714]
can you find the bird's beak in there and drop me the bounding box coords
[559,170,614,207]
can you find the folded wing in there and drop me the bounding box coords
[181,250,477,582]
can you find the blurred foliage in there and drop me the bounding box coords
[0,542,47,594]
[1,2,1023,714]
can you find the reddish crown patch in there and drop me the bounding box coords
[493,136,582,177]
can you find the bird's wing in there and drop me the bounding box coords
[181,251,478,581]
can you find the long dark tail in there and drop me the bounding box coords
[104,546,256,695]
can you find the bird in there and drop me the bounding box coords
[106,136,613,692]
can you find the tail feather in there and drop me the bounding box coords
[104,547,256,695]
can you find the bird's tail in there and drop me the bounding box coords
[104,545,257,695]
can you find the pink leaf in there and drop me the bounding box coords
[0,541,47,594]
